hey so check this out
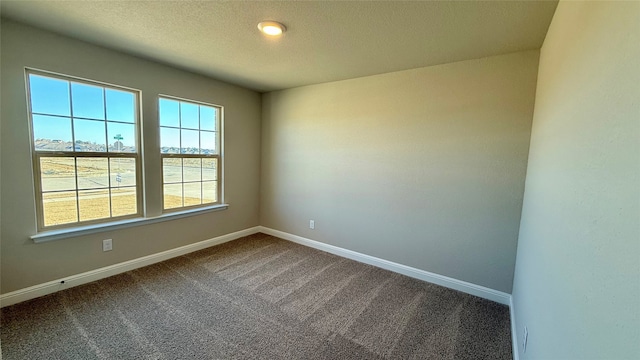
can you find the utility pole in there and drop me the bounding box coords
[114,134,123,187]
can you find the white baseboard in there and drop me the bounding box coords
[510,296,520,360]
[258,226,511,305]
[0,226,261,308]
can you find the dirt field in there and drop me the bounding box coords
[40,157,217,226]
[43,188,138,226]
[42,190,206,226]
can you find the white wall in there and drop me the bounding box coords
[261,51,539,293]
[511,1,640,359]
[0,20,262,293]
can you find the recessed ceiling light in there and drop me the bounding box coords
[258,21,286,36]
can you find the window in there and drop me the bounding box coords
[159,96,221,211]
[26,70,142,230]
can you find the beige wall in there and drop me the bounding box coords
[261,51,539,293]
[0,20,262,293]
[512,1,640,359]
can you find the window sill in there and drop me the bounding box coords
[31,204,229,243]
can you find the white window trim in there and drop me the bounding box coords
[30,203,230,243]
[26,68,144,231]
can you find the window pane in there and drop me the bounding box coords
[184,182,201,206]
[110,158,136,187]
[202,158,218,181]
[200,106,216,131]
[181,130,199,154]
[162,158,182,183]
[200,131,216,154]
[202,181,218,204]
[74,119,107,152]
[71,83,105,120]
[111,187,137,217]
[43,191,77,226]
[160,127,180,153]
[159,98,179,127]
[77,158,109,190]
[40,157,76,191]
[180,102,199,129]
[183,158,201,182]
[29,75,70,116]
[107,122,136,152]
[78,189,110,221]
[32,115,73,151]
[106,89,135,123]
[164,183,183,209]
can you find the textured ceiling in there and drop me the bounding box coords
[0,1,558,92]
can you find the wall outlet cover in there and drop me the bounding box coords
[102,239,113,252]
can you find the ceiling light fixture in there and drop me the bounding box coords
[258,21,286,36]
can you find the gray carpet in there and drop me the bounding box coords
[1,233,513,359]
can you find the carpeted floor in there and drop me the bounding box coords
[1,233,513,359]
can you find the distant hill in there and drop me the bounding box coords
[34,139,214,154]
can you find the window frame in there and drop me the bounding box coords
[25,68,144,232]
[158,95,223,213]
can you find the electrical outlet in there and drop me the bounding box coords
[102,239,113,252]
[309,220,315,229]
[523,326,528,353]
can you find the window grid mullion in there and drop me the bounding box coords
[198,107,203,203]
[179,102,184,206]
[198,105,202,154]
[33,151,137,158]
[68,82,81,222]
[68,81,76,151]
[34,153,45,230]
[101,90,114,218]
[180,158,185,207]
[103,87,110,154]
[73,157,80,223]
[178,101,183,155]
[107,158,113,218]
